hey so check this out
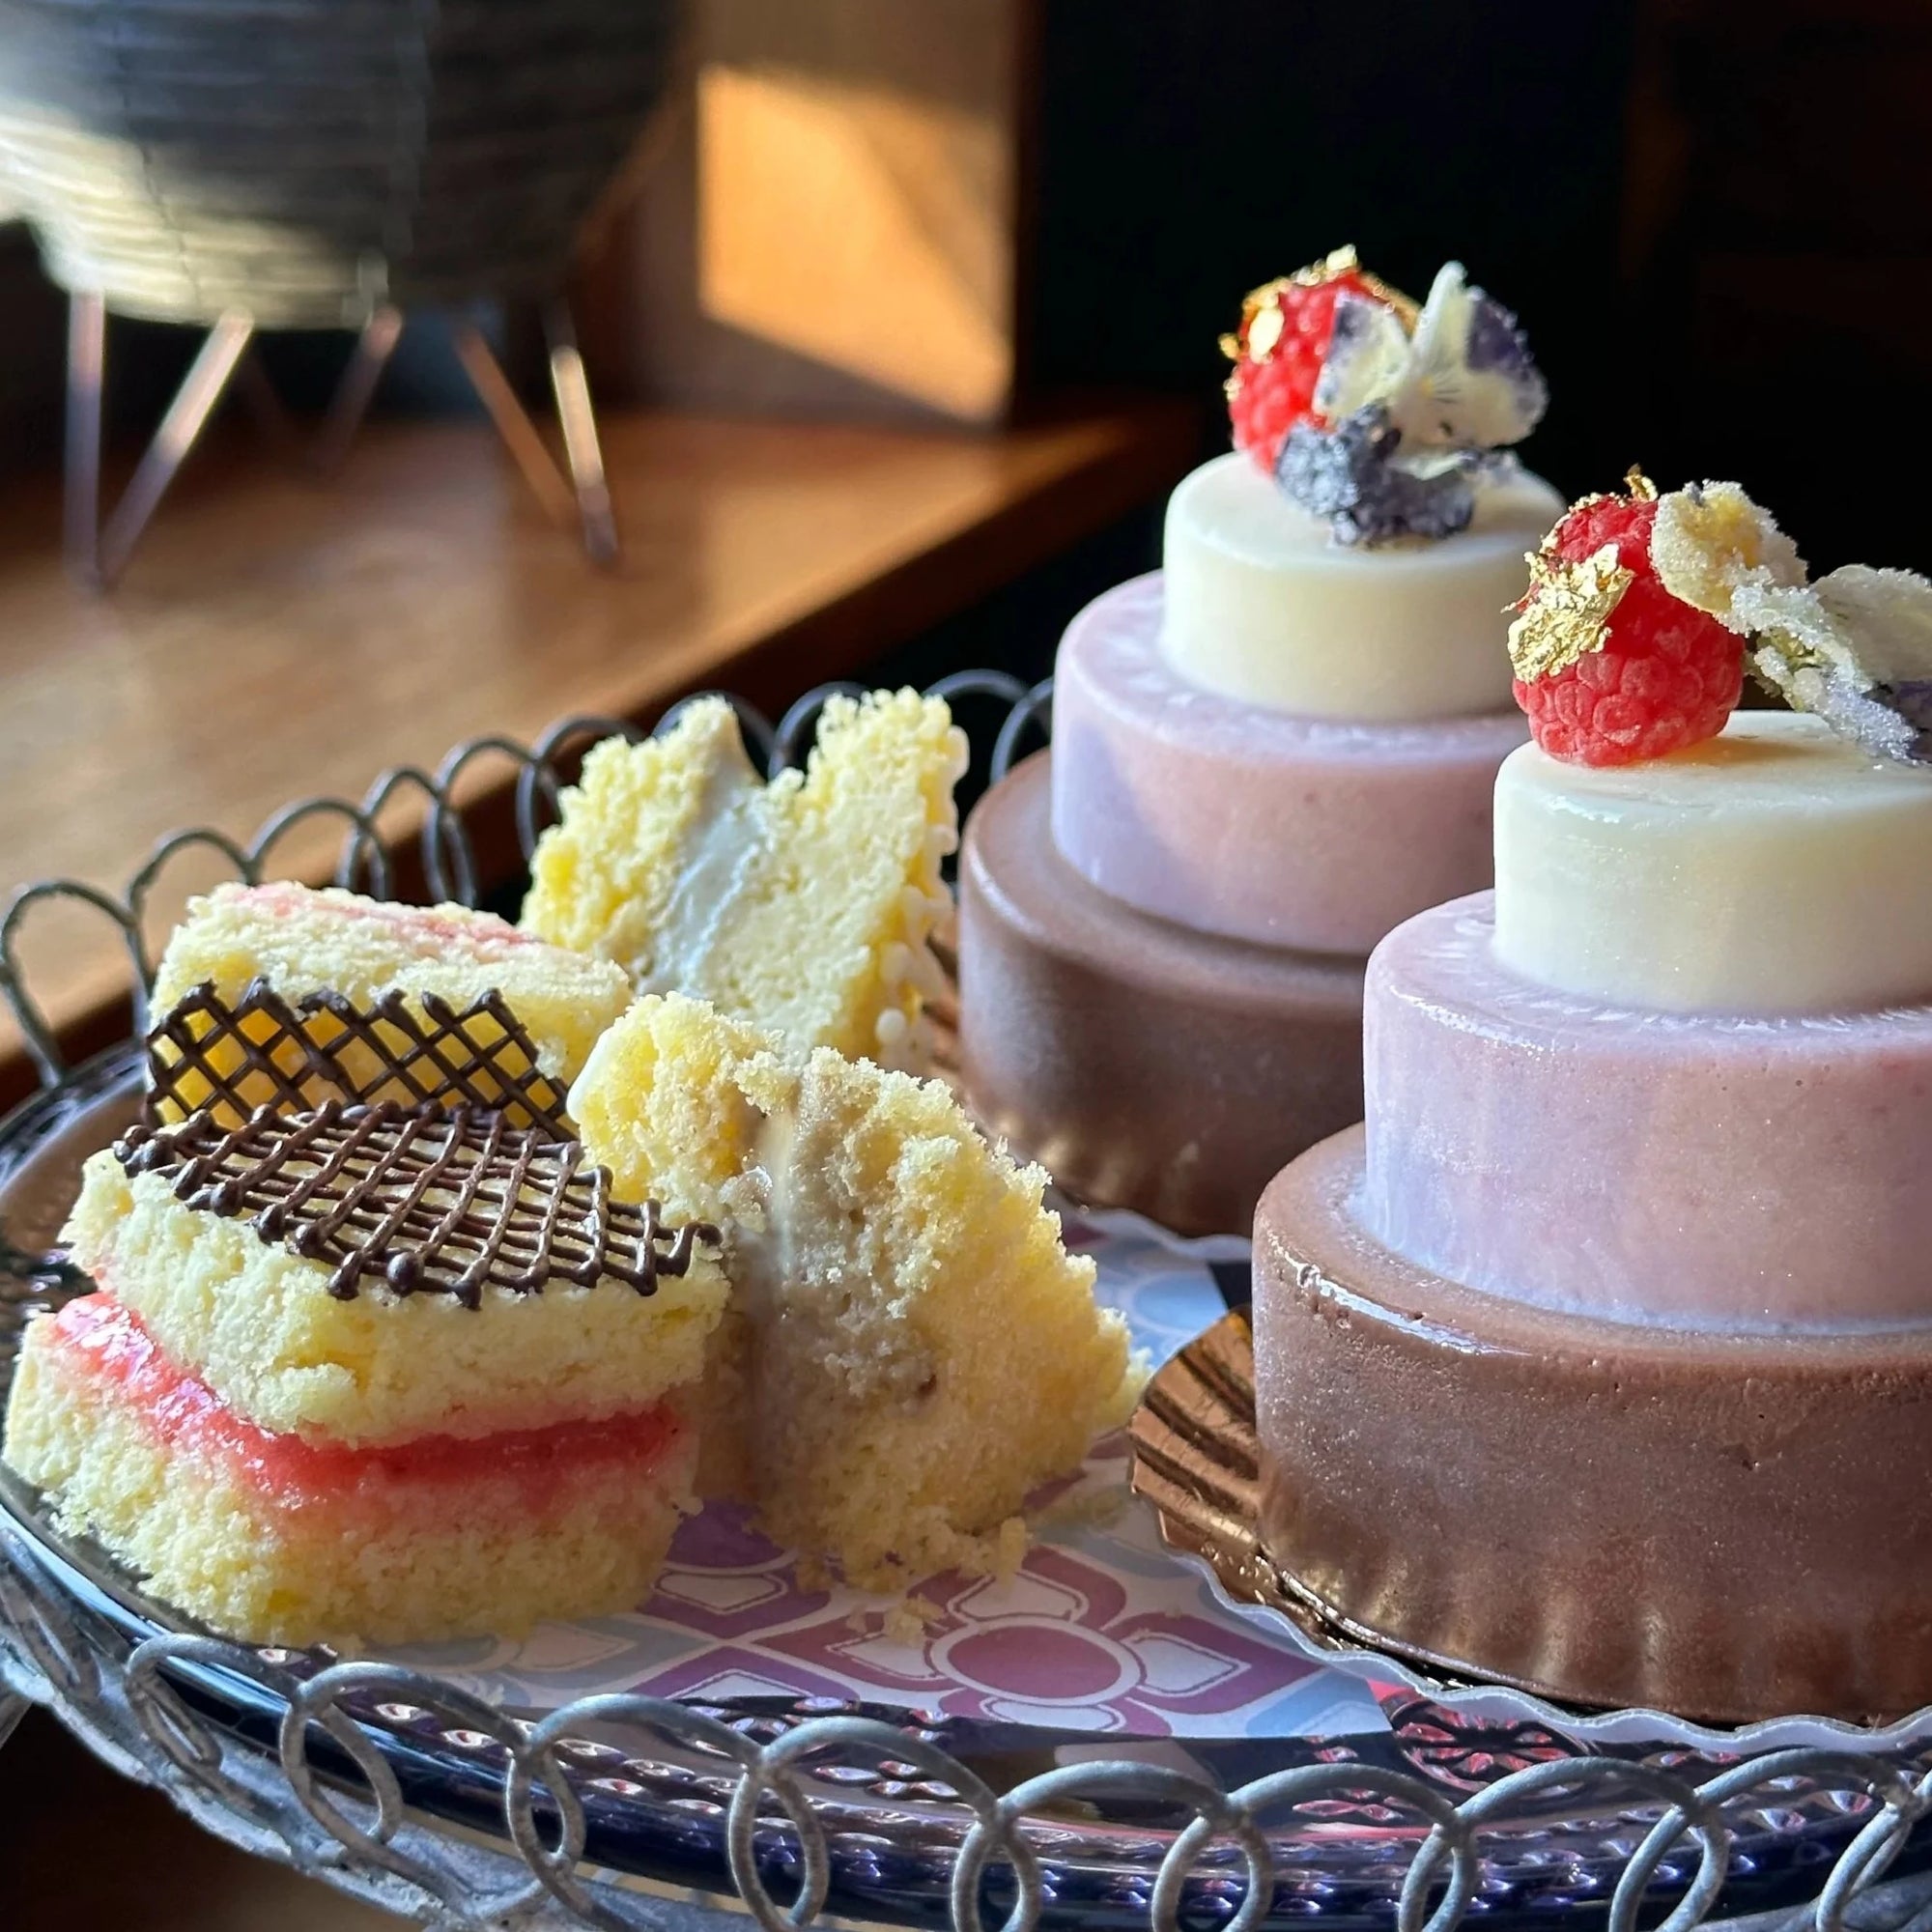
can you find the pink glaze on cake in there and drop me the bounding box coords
[239,881,544,956]
[1049,575,1525,952]
[44,1294,686,1510]
[1361,894,1932,1330]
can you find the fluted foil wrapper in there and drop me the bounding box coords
[1129,1308,1932,1753]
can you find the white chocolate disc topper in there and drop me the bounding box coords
[1161,454,1561,720]
[1494,711,1932,1013]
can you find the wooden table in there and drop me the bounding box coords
[0,399,1197,1104]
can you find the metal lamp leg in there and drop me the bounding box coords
[236,350,301,461]
[451,320,579,530]
[62,291,105,582]
[544,298,618,566]
[64,294,255,590]
[452,304,621,567]
[64,292,617,583]
[233,307,403,478]
[312,305,405,477]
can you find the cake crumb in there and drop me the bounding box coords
[923,1512,1033,1582]
[882,1595,943,1644]
[988,1513,1028,1579]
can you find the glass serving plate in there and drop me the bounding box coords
[0,688,1928,1932]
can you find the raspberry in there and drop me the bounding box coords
[1512,488,1744,767]
[1225,257,1392,472]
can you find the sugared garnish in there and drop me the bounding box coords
[1647,480,1804,625]
[1508,471,1744,766]
[1222,248,1547,545]
[1744,569,1932,761]
[1513,473,1932,765]
[114,1100,719,1305]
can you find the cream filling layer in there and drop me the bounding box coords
[636,741,768,998]
[639,739,955,1074]
[725,1097,935,1406]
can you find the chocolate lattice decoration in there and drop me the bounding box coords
[146,978,573,1138]
[113,1100,719,1305]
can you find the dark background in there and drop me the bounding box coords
[1034,0,1928,578]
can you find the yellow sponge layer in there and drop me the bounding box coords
[522,692,967,1065]
[571,993,1142,1587]
[4,1320,693,1646]
[63,1153,728,1447]
[149,881,633,1121]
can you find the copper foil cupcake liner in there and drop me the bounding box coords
[1127,1308,1932,1754]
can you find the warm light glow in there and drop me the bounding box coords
[696,63,1012,419]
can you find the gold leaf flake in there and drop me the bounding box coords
[1235,278,1291,335]
[1224,246,1421,363]
[1625,467,1659,501]
[1295,244,1361,284]
[1245,298,1286,360]
[1293,245,1421,325]
[1353,266,1421,330]
[1507,541,1635,682]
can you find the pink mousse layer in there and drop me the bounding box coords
[241,881,543,957]
[43,1293,685,1514]
[1361,894,1932,1330]
[1049,574,1525,953]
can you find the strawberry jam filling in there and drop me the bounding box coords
[43,1294,683,1512]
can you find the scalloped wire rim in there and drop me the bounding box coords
[5,1559,1930,1932]
[0,673,1051,1087]
[3,679,1931,1932]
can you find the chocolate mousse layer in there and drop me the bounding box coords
[958,753,1364,1236]
[1255,1128,1932,1722]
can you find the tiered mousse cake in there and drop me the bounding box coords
[1255,474,1932,1721]
[959,250,1560,1234]
[4,1102,725,1643]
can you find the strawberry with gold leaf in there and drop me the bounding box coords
[1222,248,1410,471]
[1510,471,1932,765]
[1222,244,1548,545]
